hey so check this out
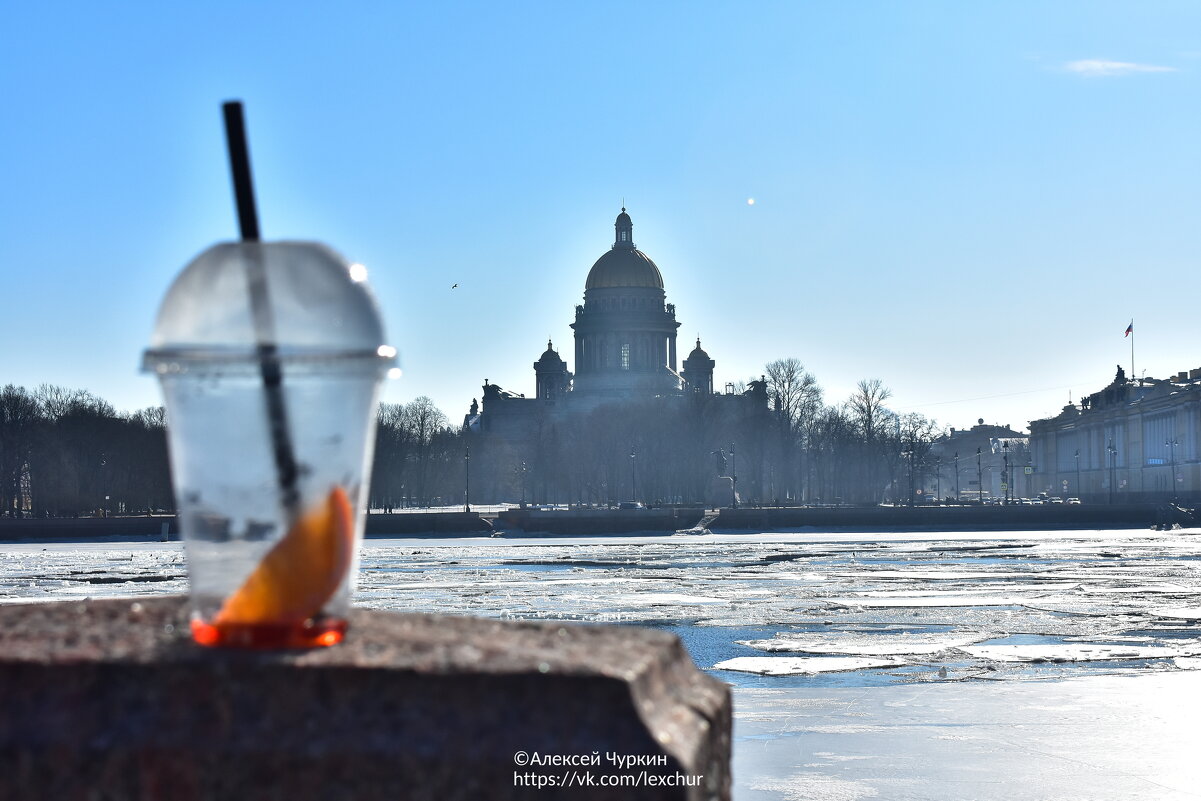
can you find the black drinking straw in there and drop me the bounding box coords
[223,102,261,242]
[222,101,301,521]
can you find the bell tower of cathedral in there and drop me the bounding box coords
[534,340,571,400]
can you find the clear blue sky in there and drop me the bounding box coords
[3,2,1199,433]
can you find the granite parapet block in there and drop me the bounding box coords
[0,596,730,800]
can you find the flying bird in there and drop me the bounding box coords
[451,283,458,289]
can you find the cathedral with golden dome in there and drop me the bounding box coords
[467,209,741,440]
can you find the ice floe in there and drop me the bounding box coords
[739,633,985,656]
[826,595,1038,608]
[853,583,1078,596]
[959,643,1189,662]
[1149,607,1201,620]
[714,656,908,675]
[613,592,727,606]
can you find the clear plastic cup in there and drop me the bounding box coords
[144,241,394,647]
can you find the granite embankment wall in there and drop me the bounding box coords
[713,503,1192,531]
[495,508,707,536]
[0,596,731,800]
[489,504,1192,534]
[1,503,1192,541]
[364,512,492,536]
[0,512,492,541]
[0,515,177,541]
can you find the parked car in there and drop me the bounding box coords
[1066,497,1082,505]
[618,501,646,510]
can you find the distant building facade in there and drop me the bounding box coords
[929,420,1031,501]
[1028,366,1201,503]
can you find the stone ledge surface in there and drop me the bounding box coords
[0,596,729,801]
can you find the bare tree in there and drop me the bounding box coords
[370,402,410,511]
[848,379,892,441]
[765,359,822,432]
[844,379,895,503]
[404,397,448,447]
[764,359,823,502]
[889,412,943,506]
[403,397,450,505]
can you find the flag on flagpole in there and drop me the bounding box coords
[1125,321,1133,337]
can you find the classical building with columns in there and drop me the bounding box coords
[465,209,752,441]
[1028,365,1201,503]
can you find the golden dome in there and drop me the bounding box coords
[585,248,664,290]
[583,209,664,290]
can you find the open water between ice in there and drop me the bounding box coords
[3,527,1200,799]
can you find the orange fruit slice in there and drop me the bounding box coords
[214,486,355,625]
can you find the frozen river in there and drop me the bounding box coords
[3,527,1201,799]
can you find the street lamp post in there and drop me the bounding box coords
[1002,441,1010,505]
[100,453,108,519]
[464,446,471,513]
[629,447,637,503]
[1107,439,1117,505]
[1074,449,1081,502]
[521,460,527,507]
[954,451,960,502]
[935,457,942,502]
[1166,438,1178,504]
[976,447,983,504]
[900,443,914,507]
[910,446,917,506]
[730,443,738,509]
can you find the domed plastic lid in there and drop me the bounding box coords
[143,241,395,371]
